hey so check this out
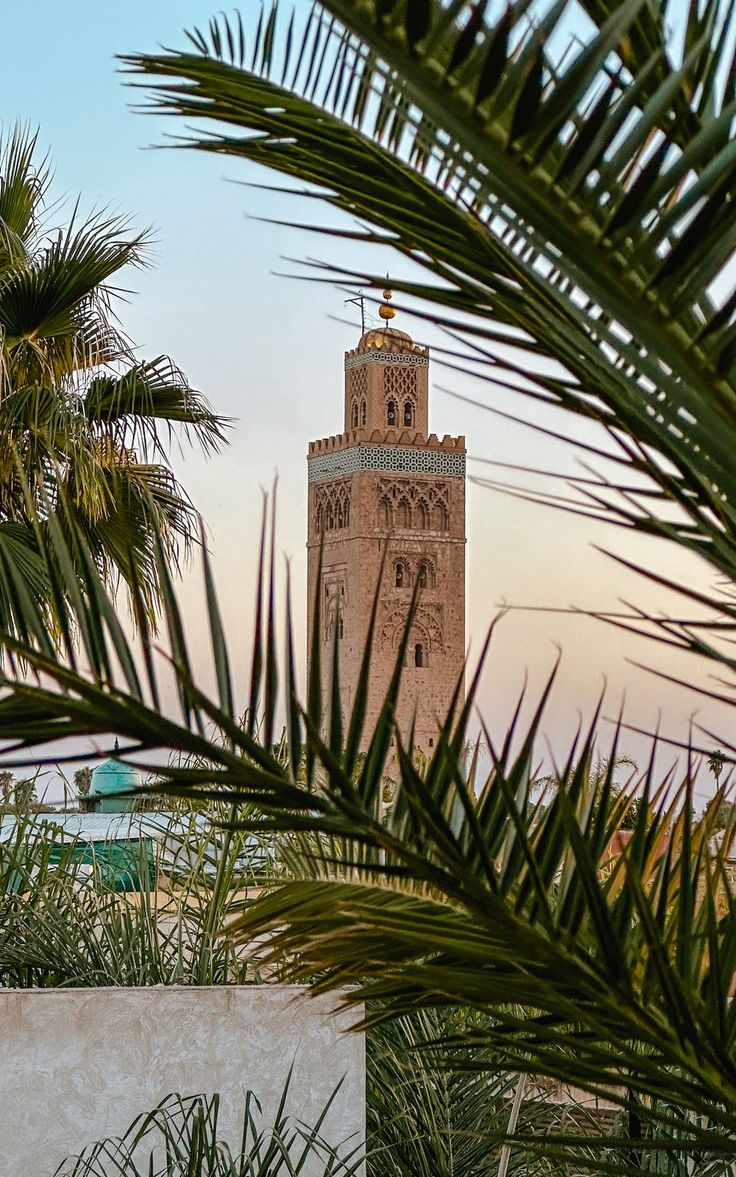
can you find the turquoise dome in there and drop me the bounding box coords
[87,744,141,813]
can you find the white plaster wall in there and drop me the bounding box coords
[0,986,364,1176]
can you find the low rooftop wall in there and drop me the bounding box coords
[0,985,364,1176]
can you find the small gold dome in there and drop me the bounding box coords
[359,326,414,350]
[378,286,397,321]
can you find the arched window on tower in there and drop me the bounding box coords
[338,615,344,640]
[404,400,414,427]
[417,500,429,529]
[378,497,391,528]
[397,499,411,529]
[395,562,405,588]
[351,401,358,429]
[343,498,350,528]
[336,501,343,529]
[327,504,334,530]
[433,502,449,531]
[418,562,428,589]
[414,643,425,668]
[387,400,397,426]
[361,399,367,426]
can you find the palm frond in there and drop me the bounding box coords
[0,206,147,385]
[0,125,49,273]
[83,356,229,459]
[0,497,732,1169]
[367,1008,551,1176]
[0,521,52,643]
[122,1,736,638]
[57,460,201,617]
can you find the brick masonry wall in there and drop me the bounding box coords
[308,328,466,752]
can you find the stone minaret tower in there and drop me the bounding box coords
[306,292,466,753]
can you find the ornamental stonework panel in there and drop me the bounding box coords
[350,367,368,399]
[314,480,351,534]
[308,445,465,483]
[380,599,444,653]
[322,567,347,643]
[344,351,428,370]
[376,479,450,531]
[347,367,369,429]
[383,366,417,399]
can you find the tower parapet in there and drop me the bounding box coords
[308,431,466,455]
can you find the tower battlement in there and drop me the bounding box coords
[308,430,466,456]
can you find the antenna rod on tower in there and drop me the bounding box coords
[344,291,366,334]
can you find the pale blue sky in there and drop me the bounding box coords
[3,0,730,797]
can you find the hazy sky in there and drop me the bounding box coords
[3,0,731,800]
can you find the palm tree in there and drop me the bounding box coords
[708,749,727,784]
[2,2,735,1167]
[0,503,732,1170]
[0,126,227,631]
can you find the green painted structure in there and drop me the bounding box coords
[85,742,142,814]
[0,814,158,893]
[48,837,154,892]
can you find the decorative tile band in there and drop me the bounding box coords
[344,351,429,370]
[308,444,466,483]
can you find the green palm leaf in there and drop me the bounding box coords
[84,357,228,458]
[0,126,48,273]
[0,208,145,386]
[0,521,52,644]
[56,1081,360,1176]
[367,1008,551,1175]
[121,1,736,652]
[0,499,731,1168]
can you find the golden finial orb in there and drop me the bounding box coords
[378,287,397,322]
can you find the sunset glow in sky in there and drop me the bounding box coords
[5,0,732,801]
